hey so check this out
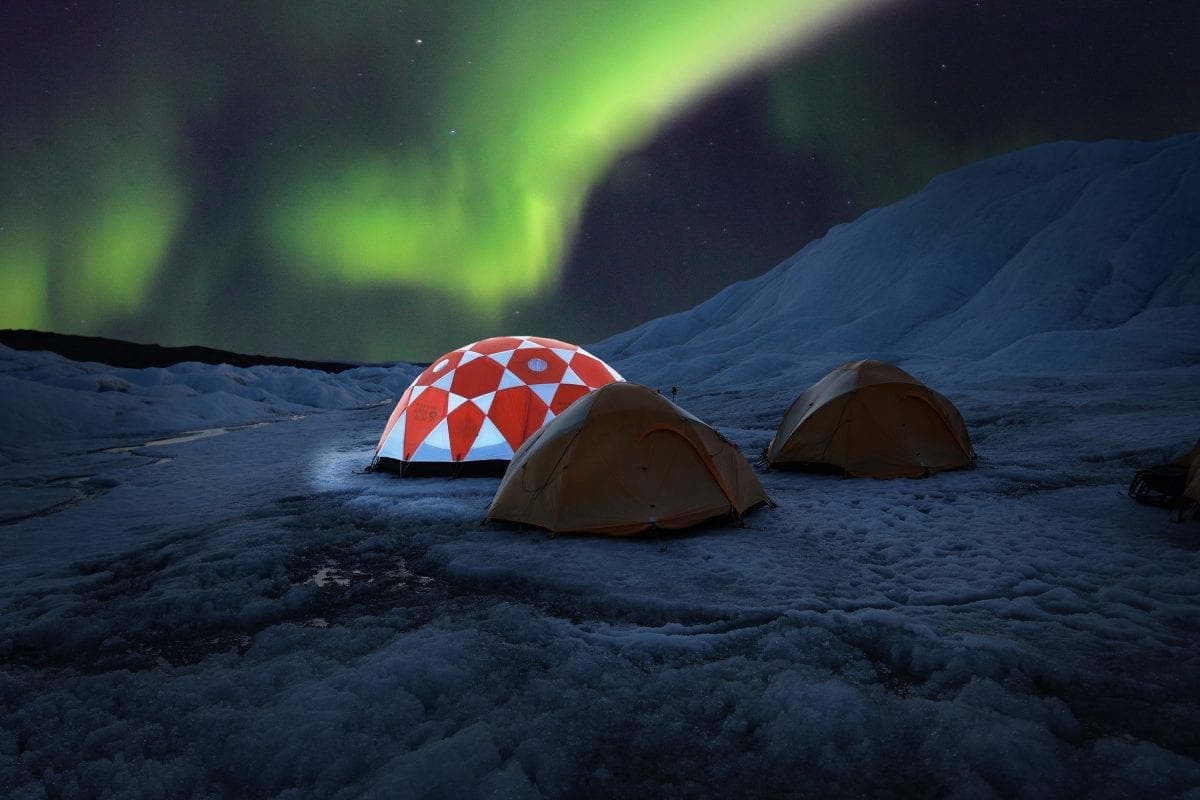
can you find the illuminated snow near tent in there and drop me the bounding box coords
[372,336,623,474]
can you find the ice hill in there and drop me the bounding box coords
[599,133,1200,385]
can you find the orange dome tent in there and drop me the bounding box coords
[766,359,974,479]
[371,336,623,476]
[487,382,770,536]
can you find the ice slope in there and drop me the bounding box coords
[0,353,418,450]
[1,135,1198,799]
[598,133,1200,385]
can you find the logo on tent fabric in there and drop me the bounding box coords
[375,336,624,464]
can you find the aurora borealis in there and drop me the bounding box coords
[2,1,1197,362]
[261,0,881,307]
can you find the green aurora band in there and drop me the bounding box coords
[0,0,884,360]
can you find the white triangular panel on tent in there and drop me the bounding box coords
[410,439,453,462]
[469,439,516,462]
[472,416,508,451]
[530,383,558,406]
[472,391,496,415]
[431,371,456,391]
[446,393,468,414]
[551,347,576,364]
[423,418,452,451]
[516,339,542,350]
[376,411,407,460]
[497,369,526,390]
[489,349,516,368]
[559,366,585,386]
[459,350,483,365]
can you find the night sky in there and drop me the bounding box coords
[2,1,1197,363]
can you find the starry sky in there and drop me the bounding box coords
[2,1,1197,363]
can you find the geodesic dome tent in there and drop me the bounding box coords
[486,382,770,536]
[766,359,975,479]
[371,336,624,475]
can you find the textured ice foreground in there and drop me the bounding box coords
[1,135,1198,798]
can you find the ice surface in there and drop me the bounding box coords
[1,135,1198,798]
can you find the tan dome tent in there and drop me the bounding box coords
[766,359,975,479]
[487,382,771,536]
[1181,444,1200,521]
[1128,438,1199,509]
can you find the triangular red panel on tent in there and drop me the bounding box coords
[550,384,590,415]
[402,387,448,460]
[491,386,547,451]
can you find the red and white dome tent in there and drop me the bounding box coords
[371,336,624,476]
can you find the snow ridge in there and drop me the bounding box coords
[597,134,1200,386]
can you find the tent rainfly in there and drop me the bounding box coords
[766,359,975,479]
[1174,441,1200,521]
[1128,439,1200,509]
[486,382,771,536]
[1183,442,1200,516]
[372,336,623,476]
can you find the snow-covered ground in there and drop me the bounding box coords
[2,134,1198,799]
